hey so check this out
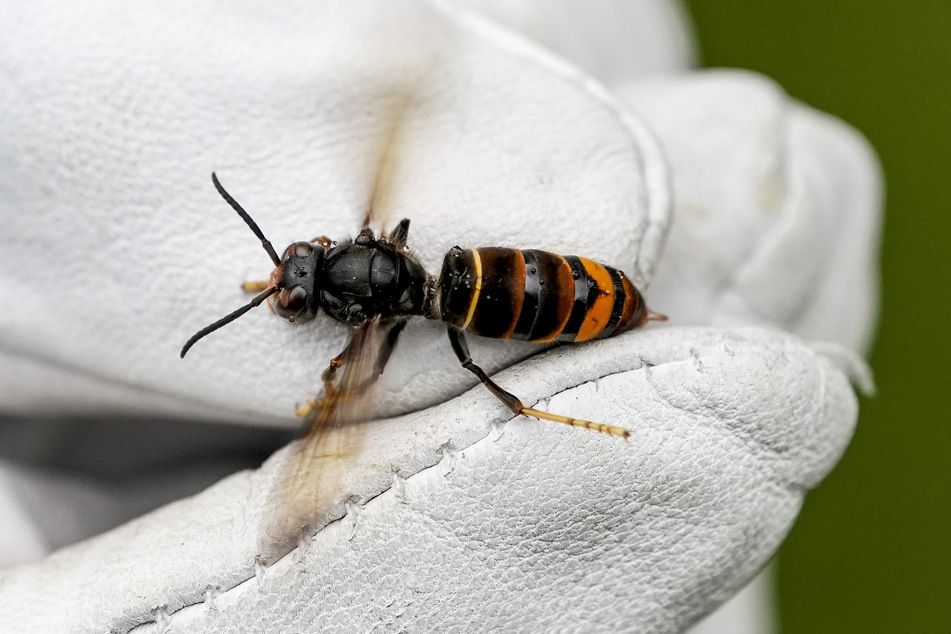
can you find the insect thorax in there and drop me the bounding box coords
[318,241,429,324]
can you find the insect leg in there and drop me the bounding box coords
[297,320,408,418]
[296,325,368,418]
[386,219,410,248]
[321,334,360,393]
[241,280,271,293]
[447,327,629,438]
[356,319,407,392]
[324,319,407,394]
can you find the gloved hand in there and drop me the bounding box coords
[0,1,879,632]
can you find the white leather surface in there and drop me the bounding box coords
[624,73,882,356]
[3,327,857,633]
[0,1,881,632]
[450,0,698,82]
[0,0,668,424]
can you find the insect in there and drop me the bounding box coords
[181,173,665,439]
[180,168,665,555]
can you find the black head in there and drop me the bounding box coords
[271,240,323,323]
[180,174,325,358]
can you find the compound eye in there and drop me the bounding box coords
[283,241,313,259]
[275,285,308,320]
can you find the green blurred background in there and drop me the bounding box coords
[680,1,950,631]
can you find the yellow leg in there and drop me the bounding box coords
[295,335,361,419]
[295,397,325,419]
[521,407,630,439]
[242,280,270,293]
[294,389,365,419]
[447,327,630,439]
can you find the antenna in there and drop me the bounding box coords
[180,286,279,358]
[211,172,282,267]
[180,174,287,357]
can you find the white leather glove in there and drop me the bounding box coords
[0,1,879,632]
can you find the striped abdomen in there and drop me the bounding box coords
[438,247,648,343]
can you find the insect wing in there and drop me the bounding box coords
[362,86,432,236]
[259,320,388,561]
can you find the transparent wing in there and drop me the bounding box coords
[362,91,424,234]
[259,318,401,561]
[358,9,455,234]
